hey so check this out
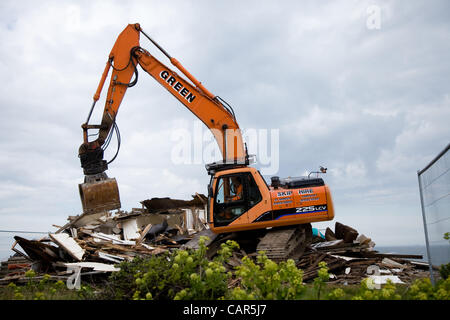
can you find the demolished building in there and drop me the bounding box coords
[0,195,440,289]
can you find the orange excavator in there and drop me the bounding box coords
[78,23,335,260]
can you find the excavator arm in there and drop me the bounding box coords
[79,23,246,177]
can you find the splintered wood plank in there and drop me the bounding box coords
[137,224,153,244]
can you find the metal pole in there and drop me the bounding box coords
[417,171,436,285]
[85,100,97,124]
[139,28,172,60]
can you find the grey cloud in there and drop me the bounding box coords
[0,0,448,247]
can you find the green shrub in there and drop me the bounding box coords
[5,237,449,301]
[327,288,345,300]
[352,279,402,300]
[107,236,236,300]
[0,271,86,300]
[229,251,305,300]
[407,277,450,300]
[440,263,450,280]
[313,261,329,300]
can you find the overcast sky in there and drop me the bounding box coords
[0,0,449,251]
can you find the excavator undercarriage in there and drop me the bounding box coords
[256,224,313,262]
[202,223,313,263]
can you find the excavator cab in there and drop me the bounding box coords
[207,163,334,235]
[207,164,334,261]
[206,164,272,233]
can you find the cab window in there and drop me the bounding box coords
[213,173,262,227]
[214,176,245,225]
[247,173,262,206]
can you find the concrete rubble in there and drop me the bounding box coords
[0,199,439,287]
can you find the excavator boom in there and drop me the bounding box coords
[80,24,245,172]
[78,23,246,214]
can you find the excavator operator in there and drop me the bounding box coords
[229,177,243,202]
[218,176,243,221]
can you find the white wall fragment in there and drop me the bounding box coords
[64,262,120,272]
[49,233,85,261]
[122,218,140,240]
[368,275,404,285]
[92,232,135,245]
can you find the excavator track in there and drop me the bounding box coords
[256,224,312,262]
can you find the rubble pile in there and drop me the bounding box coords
[0,202,438,287]
[0,194,208,285]
[296,222,439,284]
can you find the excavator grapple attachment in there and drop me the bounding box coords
[78,177,121,214]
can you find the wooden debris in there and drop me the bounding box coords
[0,198,208,284]
[358,251,423,260]
[141,194,207,212]
[138,224,153,244]
[289,221,434,285]
[13,236,60,269]
[1,208,437,288]
[302,255,348,282]
[410,260,440,271]
[356,234,372,245]
[381,258,405,269]
[182,229,219,250]
[227,253,242,268]
[311,239,344,249]
[325,227,337,241]
[97,252,126,263]
[335,222,358,243]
